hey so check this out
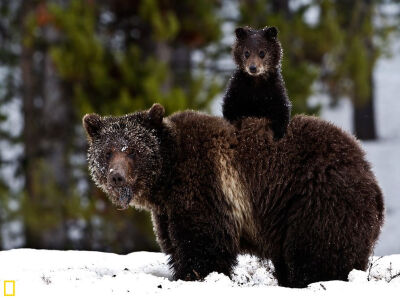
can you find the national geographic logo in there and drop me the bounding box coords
[3,281,15,297]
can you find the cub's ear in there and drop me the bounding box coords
[82,113,103,142]
[148,103,165,126]
[235,27,248,40]
[263,26,278,39]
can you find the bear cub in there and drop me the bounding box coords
[222,26,291,140]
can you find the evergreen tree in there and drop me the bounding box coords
[237,0,399,140]
[0,0,223,252]
[0,0,24,249]
[322,0,398,140]
[236,0,342,115]
[0,0,399,251]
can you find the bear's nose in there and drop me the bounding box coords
[249,66,257,73]
[110,171,125,186]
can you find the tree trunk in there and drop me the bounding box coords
[352,0,377,141]
[40,41,72,249]
[0,216,2,249]
[271,0,289,15]
[170,44,192,91]
[20,0,41,248]
[21,3,73,249]
[353,71,377,140]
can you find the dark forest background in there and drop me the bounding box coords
[0,0,399,253]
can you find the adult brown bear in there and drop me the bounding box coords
[83,104,384,288]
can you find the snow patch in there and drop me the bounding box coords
[1,249,399,299]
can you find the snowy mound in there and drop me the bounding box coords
[0,249,399,299]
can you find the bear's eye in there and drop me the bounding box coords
[259,51,265,58]
[244,51,250,58]
[128,151,136,160]
[105,151,112,161]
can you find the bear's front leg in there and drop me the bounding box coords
[151,210,174,255]
[168,212,238,281]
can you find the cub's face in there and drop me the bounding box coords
[82,104,165,210]
[233,26,282,76]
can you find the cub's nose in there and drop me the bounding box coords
[249,65,257,73]
[110,171,125,186]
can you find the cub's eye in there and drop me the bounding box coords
[259,51,265,58]
[128,152,135,160]
[105,151,112,161]
[244,51,250,58]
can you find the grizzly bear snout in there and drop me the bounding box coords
[106,152,137,208]
[109,170,125,187]
[107,152,131,187]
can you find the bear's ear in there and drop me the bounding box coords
[235,27,248,40]
[83,113,103,142]
[148,103,165,127]
[263,26,278,40]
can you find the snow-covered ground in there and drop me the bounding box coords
[0,249,399,299]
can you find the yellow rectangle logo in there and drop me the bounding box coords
[4,280,15,296]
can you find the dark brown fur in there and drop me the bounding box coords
[83,104,384,287]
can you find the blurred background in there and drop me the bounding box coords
[0,0,399,255]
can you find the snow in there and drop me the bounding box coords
[0,249,399,299]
